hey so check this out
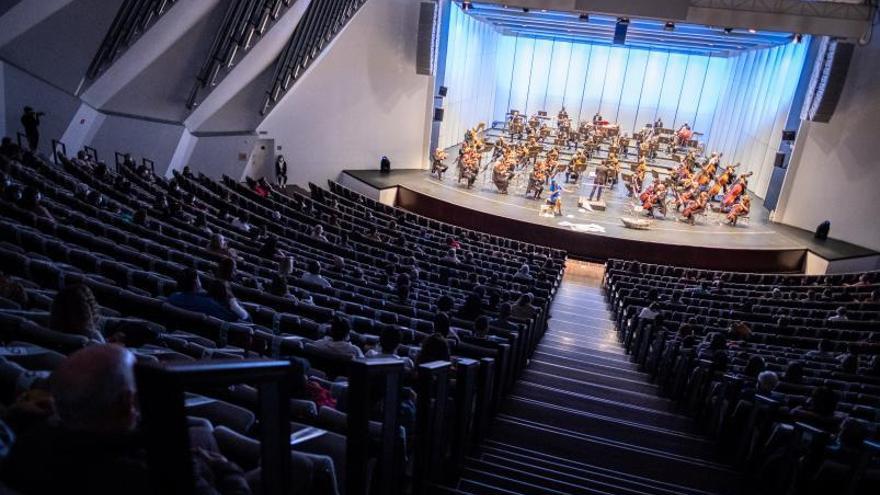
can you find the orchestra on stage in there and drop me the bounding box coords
[430,108,753,229]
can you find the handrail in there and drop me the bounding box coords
[51,139,67,165]
[414,360,451,495]
[346,357,404,495]
[135,358,292,495]
[84,146,99,162]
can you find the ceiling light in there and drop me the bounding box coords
[462,1,471,10]
[541,9,547,13]
[664,21,675,31]
[748,28,756,34]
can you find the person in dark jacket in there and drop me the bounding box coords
[20,107,43,151]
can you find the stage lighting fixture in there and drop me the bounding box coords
[579,13,589,21]
[794,33,803,43]
[723,27,733,34]
[664,21,675,31]
[462,1,471,11]
[748,28,756,34]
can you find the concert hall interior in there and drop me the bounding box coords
[1,1,880,495]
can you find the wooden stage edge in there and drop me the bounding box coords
[339,171,878,273]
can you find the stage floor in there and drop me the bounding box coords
[343,169,875,265]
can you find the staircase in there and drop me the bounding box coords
[451,262,743,495]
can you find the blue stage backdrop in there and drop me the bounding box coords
[438,2,810,198]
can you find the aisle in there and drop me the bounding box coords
[453,262,742,495]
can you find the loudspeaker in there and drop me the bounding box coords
[438,86,447,97]
[815,220,830,240]
[416,2,438,76]
[433,108,444,122]
[773,152,786,168]
[782,130,796,141]
[803,39,854,123]
[613,19,629,45]
[380,156,391,173]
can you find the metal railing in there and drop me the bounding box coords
[261,0,368,115]
[187,0,296,109]
[86,0,179,80]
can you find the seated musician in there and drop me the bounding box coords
[431,147,448,180]
[527,162,547,199]
[680,191,709,225]
[722,171,752,208]
[625,163,646,197]
[566,151,587,184]
[654,117,664,129]
[726,194,750,225]
[539,123,551,142]
[642,182,668,218]
[558,107,569,122]
[492,158,514,194]
[676,123,692,147]
[492,136,506,160]
[592,112,603,125]
[528,114,540,131]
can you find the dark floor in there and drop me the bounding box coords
[343,169,876,261]
[451,264,743,495]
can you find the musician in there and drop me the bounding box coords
[726,194,751,225]
[558,107,569,122]
[492,137,506,160]
[608,152,621,186]
[527,162,547,199]
[676,123,693,147]
[547,179,563,216]
[654,117,664,130]
[431,148,448,180]
[592,112,603,125]
[492,158,514,194]
[680,191,709,225]
[566,150,587,184]
[642,183,668,218]
[509,113,525,139]
[528,114,540,132]
[526,137,540,164]
[722,172,752,208]
[626,160,647,197]
[539,122,551,142]
[588,161,609,201]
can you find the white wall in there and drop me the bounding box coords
[258,0,434,186]
[775,35,880,252]
[185,133,260,180]
[87,114,185,176]
[437,2,499,150]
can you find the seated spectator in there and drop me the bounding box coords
[782,360,805,384]
[472,316,505,343]
[432,312,459,343]
[207,280,250,322]
[490,303,518,331]
[755,371,780,397]
[167,269,240,321]
[0,273,29,308]
[446,237,461,250]
[806,339,836,359]
[254,178,270,197]
[440,249,459,264]
[791,386,846,432]
[727,320,751,342]
[510,293,538,320]
[366,326,414,373]
[638,302,660,321]
[310,224,329,243]
[743,355,766,378]
[393,274,412,304]
[827,306,848,322]
[417,333,451,366]
[837,353,858,374]
[19,186,54,222]
[364,226,383,243]
[258,236,286,260]
[301,260,331,289]
[0,137,21,158]
[457,288,485,321]
[49,285,105,343]
[208,234,237,259]
[313,316,363,359]
[513,264,533,282]
[232,213,252,232]
[194,212,213,235]
[2,345,249,495]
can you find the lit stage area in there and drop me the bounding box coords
[341,168,876,273]
[397,2,880,273]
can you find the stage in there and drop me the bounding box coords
[341,169,878,273]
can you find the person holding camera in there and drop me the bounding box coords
[21,106,44,151]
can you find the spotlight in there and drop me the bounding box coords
[748,28,756,34]
[723,27,733,34]
[579,13,589,21]
[462,1,471,10]
[664,21,675,31]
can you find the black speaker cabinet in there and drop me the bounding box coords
[438,86,448,97]
[433,108,444,122]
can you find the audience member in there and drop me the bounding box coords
[365,326,414,373]
[167,269,240,321]
[207,280,250,322]
[313,316,363,359]
[417,333,450,366]
[49,285,104,342]
[510,293,538,320]
[490,303,518,331]
[301,260,331,288]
